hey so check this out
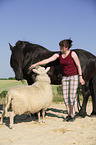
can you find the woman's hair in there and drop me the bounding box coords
[59,39,73,49]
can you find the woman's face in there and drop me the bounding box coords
[60,46,68,53]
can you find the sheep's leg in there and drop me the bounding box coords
[0,111,5,125]
[10,111,15,129]
[42,109,45,123]
[37,111,41,122]
[0,103,6,125]
[0,97,10,125]
[5,95,11,114]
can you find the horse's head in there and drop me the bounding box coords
[9,41,25,80]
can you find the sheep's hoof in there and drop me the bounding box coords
[9,126,13,129]
[42,120,46,123]
[38,121,42,123]
[9,125,13,129]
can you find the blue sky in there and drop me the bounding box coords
[0,0,96,78]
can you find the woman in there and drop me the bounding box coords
[29,39,85,122]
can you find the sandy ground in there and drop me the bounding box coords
[0,102,96,145]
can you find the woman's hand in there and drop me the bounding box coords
[29,64,37,70]
[79,76,85,85]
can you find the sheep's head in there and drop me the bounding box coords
[32,66,50,74]
[32,66,51,83]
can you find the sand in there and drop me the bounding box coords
[0,102,96,145]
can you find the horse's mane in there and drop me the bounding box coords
[15,40,48,51]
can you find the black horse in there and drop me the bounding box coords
[9,40,96,117]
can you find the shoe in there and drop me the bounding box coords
[67,116,75,122]
[65,115,71,121]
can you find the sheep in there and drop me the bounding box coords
[0,66,53,129]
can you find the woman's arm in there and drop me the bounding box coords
[71,51,85,85]
[29,53,59,70]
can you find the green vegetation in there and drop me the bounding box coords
[0,77,15,80]
[0,90,7,98]
[0,80,26,93]
[0,80,64,104]
[0,80,91,105]
[52,85,63,103]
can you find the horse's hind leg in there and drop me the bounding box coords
[91,73,96,116]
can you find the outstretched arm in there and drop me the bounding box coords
[29,53,59,70]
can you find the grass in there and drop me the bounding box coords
[0,81,64,104]
[52,85,63,103]
[0,80,27,93]
[0,80,27,104]
[0,80,92,104]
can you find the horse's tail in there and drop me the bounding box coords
[77,83,82,111]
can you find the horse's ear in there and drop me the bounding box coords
[19,42,26,49]
[9,43,13,51]
[16,41,26,49]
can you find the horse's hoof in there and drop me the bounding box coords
[76,111,87,118]
[90,111,96,116]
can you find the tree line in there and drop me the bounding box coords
[0,77,15,80]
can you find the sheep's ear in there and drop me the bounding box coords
[32,69,40,74]
[45,67,50,73]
